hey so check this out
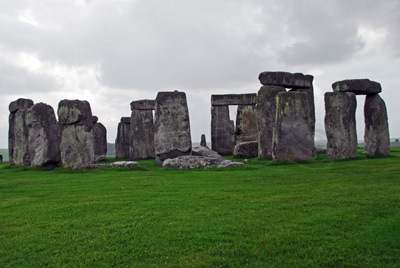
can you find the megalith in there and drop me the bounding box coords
[233,141,258,159]
[93,116,107,162]
[364,94,390,156]
[200,134,207,147]
[211,105,235,155]
[332,79,381,95]
[235,105,257,144]
[324,92,358,159]
[256,85,286,158]
[58,99,95,169]
[8,98,34,166]
[130,108,155,160]
[25,103,61,168]
[154,91,192,164]
[272,92,314,162]
[115,117,131,159]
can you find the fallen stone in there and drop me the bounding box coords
[82,161,141,169]
[130,99,155,110]
[211,94,257,106]
[192,145,224,160]
[233,141,258,158]
[211,105,235,155]
[332,79,381,95]
[258,71,313,88]
[162,155,245,169]
[364,94,390,156]
[130,109,155,159]
[115,117,131,159]
[235,105,258,144]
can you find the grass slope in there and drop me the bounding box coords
[1,149,400,267]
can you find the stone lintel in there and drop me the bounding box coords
[332,79,382,95]
[211,94,257,106]
[130,99,155,111]
[120,117,131,124]
[258,71,314,88]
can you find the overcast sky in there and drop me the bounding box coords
[1,0,400,148]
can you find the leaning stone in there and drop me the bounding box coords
[332,79,381,95]
[364,94,390,156]
[93,118,107,162]
[130,99,155,111]
[115,117,131,159]
[233,141,258,158]
[272,92,314,162]
[154,91,192,164]
[235,105,258,144]
[211,105,235,155]
[192,145,224,160]
[211,94,257,106]
[162,155,245,169]
[25,103,61,168]
[130,109,155,160]
[256,85,286,159]
[324,92,358,159]
[258,71,313,89]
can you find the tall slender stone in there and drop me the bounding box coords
[154,91,192,164]
[115,117,131,159]
[324,92,358,159]
[364,94,390,156]
[256,85,286,158]
[25,103,61,168]
[8,98,34,166]
[272,92,313,162]
[211,105,235,155]
[235,105,257,144]
[93,116,107,162]
[130,109,155,159]
[200,134,207,147]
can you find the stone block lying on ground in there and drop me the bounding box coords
[233,141,258,158]
[162,155,245,169]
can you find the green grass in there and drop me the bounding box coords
[1,149,400,267]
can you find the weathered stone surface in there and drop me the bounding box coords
[8,98,34,165]
[272,92,314,162]
[58,100,94,169]
[85,161,141,169]
[93,120,107,162]
[259,71,313,88]
[115,117,131,159]
[211,94,257,106]
[211,105,235,155]
[130,99,156,111]
[235,105,258,144]
[162,155,245,169]
[332,79,381,95]
[324,92,358,159]
[200,134,207,147]
[233,141,258,158]
[192,145,224,160]
[25,103,61,168]
[256,85,286,159]
[364,94,390,156]
[130,109,155,159]
[92,116,98,123]
[154,91,192,164]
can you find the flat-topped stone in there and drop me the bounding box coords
[9,98,34,113]
[130,99,155,111]
[120,117,131,124]
[258,71,313,88]
[162,155,245,169]
[211,94,257,106]
[332,79,381,95]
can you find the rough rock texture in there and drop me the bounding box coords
[192,145,224,160]
[58,100,95,169]
[272,92,314,162]
[25,103,61,168]
[115,117,131,159]
[211,105,235,155]
[234,141,259,158]
[211,94,257,106]
[154,91,192,164]
[332,79,381,95]
[8,98,34,166]
[235,105,258,144]
[162,155,245,169]
[364,94,390,156]
[130,99,155,110]
[256,85,286,159]
[130,109,155,159]
[324,92,358,159]
[92,161,141,169]
[93,119,107,162]
[200,134,208,147]
[258,71,313,89]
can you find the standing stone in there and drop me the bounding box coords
[8,98,34,166]
[272,92,314,162]
[130,109,155,159]
[256,85,286,158]
[364,94,390,156]
[211,105,235,155]
[93,116,107,162]
[58,100,95,169]
[235,105,258,144]
[25,103,61,168]
[154,91,192,164]
[324,92,358,159]
[200,134,207,147]
[115,117,131,159]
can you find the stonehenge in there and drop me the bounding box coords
[115,117,131,159]
[93,116,107,162]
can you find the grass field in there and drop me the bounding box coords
[1,149,400,267]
